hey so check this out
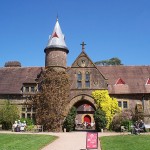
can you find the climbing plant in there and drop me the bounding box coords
[33,68,70,131]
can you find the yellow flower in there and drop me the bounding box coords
[92,90,120,129]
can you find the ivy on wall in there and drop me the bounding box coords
[33,68,70,132]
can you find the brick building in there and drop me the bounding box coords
[0,19,150,125]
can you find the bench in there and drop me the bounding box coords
[0,124,2,130]
[120,126,127,134]
[33,125,43,132]
[145,124,150,131]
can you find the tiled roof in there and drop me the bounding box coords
[0,65,150,95]
[98,66,150,94]
[0,67,42,94]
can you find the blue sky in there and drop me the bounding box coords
[0,0,150,67]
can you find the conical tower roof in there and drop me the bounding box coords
[45,19,68,51]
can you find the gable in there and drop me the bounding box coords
[71,51,95,68]
[146,78,150,85]
[68,51,108,90]
[115,78,126,85]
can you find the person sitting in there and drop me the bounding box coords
[12,121,17,132]
[133,121,140,134]
[20,121,27,132]
[139,120,146,132]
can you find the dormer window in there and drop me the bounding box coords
[115,78,125,85]
[22,84,36,93]
[25,87,29,92]
[146,78,150,85]
[31,86,35,92]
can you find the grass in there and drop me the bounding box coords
[0,133,57,150]
[100,134,150,150]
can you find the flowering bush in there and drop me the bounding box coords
[111,109,133,131]
[92,90,120,129]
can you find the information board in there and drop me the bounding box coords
[86,132,98,149]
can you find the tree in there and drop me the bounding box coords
[0,100,19,130]
[95,57,123,66]
[33,68,70,132]
[92,90,120,129]
[94,108,107,132]
[63,106,77,132]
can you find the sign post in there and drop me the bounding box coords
[86,132,98,149]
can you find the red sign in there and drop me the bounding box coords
[86,132,98,149]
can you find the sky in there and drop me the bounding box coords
[0,0,150,67]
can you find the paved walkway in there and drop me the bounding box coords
[1,130,150,150]
[0,130,127,150]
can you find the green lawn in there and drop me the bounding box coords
[0,133,57,150]
[100,134,150,150]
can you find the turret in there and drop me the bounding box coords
[44,19,69,71]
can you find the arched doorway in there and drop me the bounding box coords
[84,115,91,124]
[74,100,96,130]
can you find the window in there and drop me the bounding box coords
[118,101,122,107]
[27,107,31,112]
[22,113,25,118]
[23,85,36,93]
[78,72,82,81]
[22,107,26,111]
[77,72,82,88]
[123,101,128,108]
[25,87,29,92]
[118,100,128,109]
[27,114,31,119]
[85,72,90,88]
[31,86,35,92]
[21,105,36,120]
[33,107,36,112]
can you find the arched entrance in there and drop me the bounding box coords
[73,99,96,130]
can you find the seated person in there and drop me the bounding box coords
[12,121,17,132]
[139,120,146,132]
[20,121,27,132]
[133,121,140,134]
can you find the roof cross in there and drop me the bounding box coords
[80,41,86,52]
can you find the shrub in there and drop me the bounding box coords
[94,108,107,132]
[92,90,120,129]
[63,107,77,132]
[111,109,133,131]
[0,100,19,130]
[26,125,34,131]
[20,118,35,126]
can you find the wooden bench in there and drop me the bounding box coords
[145,124,150,131]
[33,125,43,132]
[0,124,2,130]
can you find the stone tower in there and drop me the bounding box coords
[44,19,69,71]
